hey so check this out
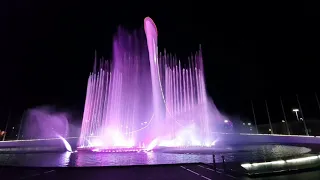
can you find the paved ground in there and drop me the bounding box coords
[2,163,320,180]
[0,164,237,180]
[242,170,320,180]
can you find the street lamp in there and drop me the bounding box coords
[292,109,299,121]
[295,94,309,136]
[280,96,290,135]
[224,120,229,123]
[282,120,290,135]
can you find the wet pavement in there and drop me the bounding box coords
[1,163,236,180]
[2,163,320,180]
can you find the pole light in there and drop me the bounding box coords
[280,96,290,135]
[295,94,309,136]
[251,100,259,134]
[265,100,273,134]
[292,109,299,121]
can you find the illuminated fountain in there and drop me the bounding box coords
[78,17,226,152]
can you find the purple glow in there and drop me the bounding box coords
[22,106,72,152]
[78,17,226,151]
[78,147,143,153]
[23,106,69,139]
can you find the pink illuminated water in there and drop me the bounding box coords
[78,17,226,150]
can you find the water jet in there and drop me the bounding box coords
[78,17,226,152]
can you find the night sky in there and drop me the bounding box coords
[1,1,319,128]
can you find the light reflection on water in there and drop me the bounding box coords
[0,145,311,167]
[72,152,214,167]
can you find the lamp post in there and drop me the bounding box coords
[315,92,320,113]
[17,110,26,140]
[224,120,231,132]
[251,100,259,134]
[265,100,273,134]
[292,109,299,121]
[2,109,11,141]
[295,94,309,136]
[280,96,290,135]
[2,115,10,141]
[281,120,290,135]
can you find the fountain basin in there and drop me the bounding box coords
[77,147,145,153]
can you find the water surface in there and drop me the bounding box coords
[0,145,311,167]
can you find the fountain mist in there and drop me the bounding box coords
[23,106,69,139]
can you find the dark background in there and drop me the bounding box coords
[0,1,319,129]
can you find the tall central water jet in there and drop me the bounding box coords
[78,17,225,150]
[144,17,165,137]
